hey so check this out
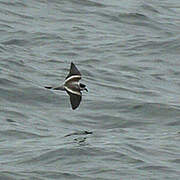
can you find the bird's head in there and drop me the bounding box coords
[80,83,88,92]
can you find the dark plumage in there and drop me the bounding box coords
[45,62,87,110]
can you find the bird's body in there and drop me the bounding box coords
[45,62,87,110]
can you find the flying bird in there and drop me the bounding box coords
[45,62,88,110]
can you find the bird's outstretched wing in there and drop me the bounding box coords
[65,89,82,110]
[65,62,81,80]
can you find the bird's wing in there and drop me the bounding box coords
[65,62,81,80]
[65,89,82,110]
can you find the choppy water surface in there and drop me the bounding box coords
[0,0,180,179]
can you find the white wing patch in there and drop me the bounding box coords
[64,86,81,96]
[64,75,81,84]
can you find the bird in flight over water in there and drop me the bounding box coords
[45,62,88,110]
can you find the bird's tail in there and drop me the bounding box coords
[45,86,65,91]
[45,86,53,89]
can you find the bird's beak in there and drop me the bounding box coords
[85,88,88,92]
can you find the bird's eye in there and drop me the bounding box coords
[80,83,85,88]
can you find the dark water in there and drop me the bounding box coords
[0,0,180,179]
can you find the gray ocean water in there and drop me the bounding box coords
[0,0,180,179]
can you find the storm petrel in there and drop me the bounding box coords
[45,62,88,110]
